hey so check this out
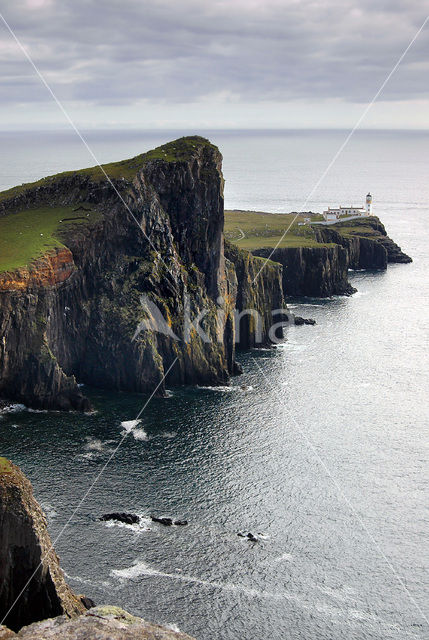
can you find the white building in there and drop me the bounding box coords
[323,193,372,222]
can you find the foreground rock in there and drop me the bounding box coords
[0,460,195,639]
[4,606,195,639]
[0,458,85,631]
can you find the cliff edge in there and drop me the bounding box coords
[225,210,411,297]
[0,137,287,410]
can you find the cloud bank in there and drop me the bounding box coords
[0,0,428,127]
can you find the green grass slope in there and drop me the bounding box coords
[224,210,329,249]
[0,205,100,273]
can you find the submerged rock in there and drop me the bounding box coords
[232,361,244,375]
[0,458,85,631]
[4,606,195,639]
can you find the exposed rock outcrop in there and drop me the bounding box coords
[252,216,411,297]
[0,458,85,631]
[252,244,355,297]
[0,137,286,410]
[313,217,412,269]
[225,241,287,348]
[5,606,195,639]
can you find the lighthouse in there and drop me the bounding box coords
[366,192,372,215]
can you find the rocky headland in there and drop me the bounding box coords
[0,137,290,411]
[225,210,411,297]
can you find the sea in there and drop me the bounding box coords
[0,129,428,640]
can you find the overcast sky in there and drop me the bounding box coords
[0,0,429,129]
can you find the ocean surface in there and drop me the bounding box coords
[0,129,428,640]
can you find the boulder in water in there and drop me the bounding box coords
[151,516,173,526]
[100,513,139,525]
[294,316,316,326]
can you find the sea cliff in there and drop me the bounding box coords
[225,211,411,297]
[0,137,286,411]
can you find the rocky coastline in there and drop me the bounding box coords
[0,457,194,639]
[0,137,291,412]
[252,216,411,297]
[0,137,412,411]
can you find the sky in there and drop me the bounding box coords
[0,0,429,130]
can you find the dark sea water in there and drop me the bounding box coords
[0,130,428,639]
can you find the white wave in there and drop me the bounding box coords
[63,570,111,589]
[111,561,285,600]
[159,431,177,439]
[132,428,149,441]
[274,552,293,562]
[110,561,416,634]
[164,623,181,633]
[196,385,235,393]
[41,503,58,521]
[82,437,115,456]
[86,437,105,452]
[1,403,26,414]
[27,408,49,413]
[103,515,152,534]
[121,418,141,431]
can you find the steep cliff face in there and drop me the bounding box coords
[314,217,412,269]
[0,137,283,410]
[251,216,411,298]
[0,458,85,631]
[225,242,286,347]
[251,243,355,297]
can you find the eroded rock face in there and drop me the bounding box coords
[225,242,286,348]
[252,244,355,297]
[0,137,287,410]
[252,216,411,298]
[0,459,85,631]
[7,606,195,639]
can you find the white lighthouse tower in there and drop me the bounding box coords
[366,192,373,215]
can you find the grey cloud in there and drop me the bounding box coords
[0,0,428,107]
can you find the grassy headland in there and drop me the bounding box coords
[224,210,327,249]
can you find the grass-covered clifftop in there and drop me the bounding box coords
[0,204,100,273]
[0,136,217,274]
[224,209,327,249]
[0,136,216,205]
[228,209,412,298]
